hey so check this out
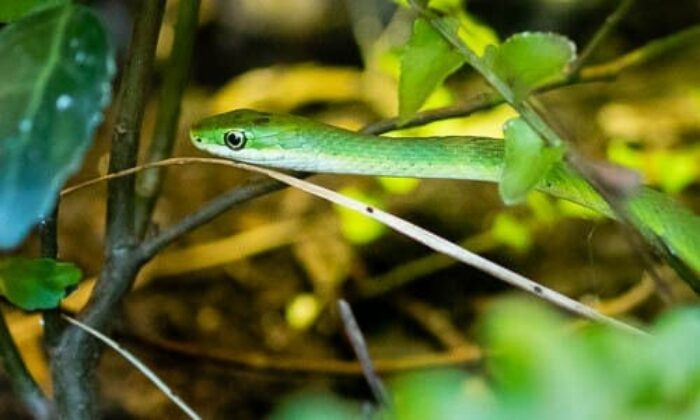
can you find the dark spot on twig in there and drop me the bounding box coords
[533,285,543,294]
[366,206,374,214]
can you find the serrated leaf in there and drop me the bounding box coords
[399,17,465,122]
[0,0,68,22]
[500,118,563,205]
[0,257,81,310]
[0,4,115,249]
[483,32,576,101]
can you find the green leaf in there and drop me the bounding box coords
[0,0,68,22]
[500,118,563,205]
[399,17,465,122]
[0,4,115,249]
[0,257,81,310]
[483,32,576,101]
[270,300,700,418]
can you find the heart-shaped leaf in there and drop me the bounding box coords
[500,117,563,205]
[399,17,465,123]
[0,257,81,310]
[483,32,576,101]
[0,4,115,249]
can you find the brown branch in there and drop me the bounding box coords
[49,1,166,419]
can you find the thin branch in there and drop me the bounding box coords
[337,299,392,409]
[356,232,496,298]
[232,160,646,335]
[50,2,166,419]
[580,25,700,80]
[60,156,648,334]
[138,177,286,260]
[105,0,165,250]
[135,0,201,237]
[40,206,63,387]
[62,315,200,420]
[394,295,478,352]
[133,333,481,375]
[569,0,636,75]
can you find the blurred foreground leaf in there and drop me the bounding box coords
[273,301,700,419]
[0,257,80,310]
[0,0,67,22]
[0,4,114,249]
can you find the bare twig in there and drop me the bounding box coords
[50,2,166,418]
[394,295,478,353]
[337,300,392,409]
[135,0,201,237]
[134,333,480,374]
[570,0,636,75]
[580,25,700,80]
[59,156,646,334]
[62,315,200,420]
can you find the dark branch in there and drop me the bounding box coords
[135,0,201,237]
[570,0,636,75]
[50,2,166,419]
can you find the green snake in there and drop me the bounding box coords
[190,109,700,291]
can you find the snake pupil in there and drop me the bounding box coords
[224,130,247,150]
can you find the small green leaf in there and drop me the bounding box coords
[0,257,81,310]
[399,17,465,122]
[500,118,563,205]
[0,4,115,249]
[0,0,68,22]
[483,32,576,101]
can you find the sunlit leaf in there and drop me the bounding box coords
[399,17,465,122]
[378,177,421,195]
[0,4,115,249]
[655,152,698,193]
[483,32,576,101]
[490,213,532,253]
[285,293,321,331]
[0,257,81,310]
[500,118,563,205]
[335,187,386,244]
[0,0,67,22]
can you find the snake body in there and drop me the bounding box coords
[191,109,700,290]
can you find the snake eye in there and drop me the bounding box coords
[224,130,247,150]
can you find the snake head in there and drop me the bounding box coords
[190,109,294,165]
